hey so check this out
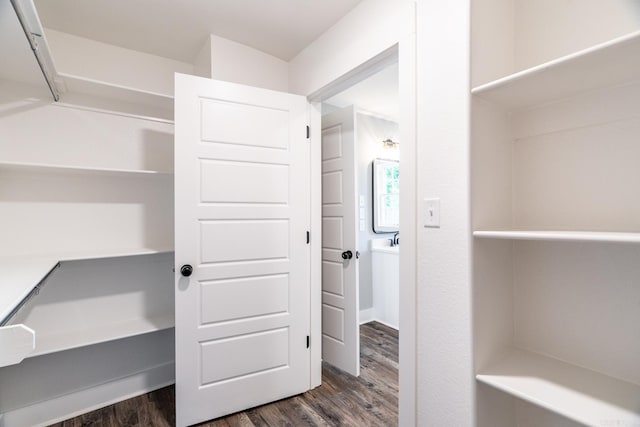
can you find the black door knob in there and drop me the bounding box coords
[341,250,353,260]
[180,264,193,277]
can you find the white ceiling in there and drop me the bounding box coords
[325,63,399,121]
[33,0,363,63]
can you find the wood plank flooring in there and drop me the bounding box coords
[50,322,398,427]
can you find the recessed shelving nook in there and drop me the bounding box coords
[472,1,640,426]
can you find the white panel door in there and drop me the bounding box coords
[174,74,311,427]
[321,106,359,376]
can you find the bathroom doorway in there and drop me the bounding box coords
[319,60,400,376]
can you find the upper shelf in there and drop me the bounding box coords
[58,73,174,120]
[473,230,640,244]
[0,161,173,177]
[472,31,640,110]
[0,248,174,325]
[477,348,640,427]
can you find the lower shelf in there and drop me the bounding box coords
[1,251,175,364]
[31,313,174,358]
[477,348,640,426]
[1,248,174,324]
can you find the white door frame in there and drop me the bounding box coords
[307,35,417,425]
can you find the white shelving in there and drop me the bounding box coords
[31,313,175,358]
[471,3,640,425]
[473,230,640,244]
[0,6,177,423]
[472,31,640,110]
[0,161,173,177]
[1,250,174,363]
[0,249,173,325]
[477,349,640,427]
[59,72,174,116]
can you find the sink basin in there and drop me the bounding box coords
[370,238,399,254]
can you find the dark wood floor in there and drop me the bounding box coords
[50,322,398,427]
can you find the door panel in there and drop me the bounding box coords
[175,74,310,427]
[200,328,289,384]
[200,220,289,262]
[321,106,360,376]
[200,161,289,203]
[200,99,289,148]
[200,275,289,324]
[322,217,344,249]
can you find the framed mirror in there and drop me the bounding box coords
[372,158,400,233]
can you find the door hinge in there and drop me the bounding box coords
[306,335,310,348]
[306,125,310,139]
[306,231,310,244]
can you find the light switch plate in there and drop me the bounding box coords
[359,207,366,218]
[424,198,440,228]
[359,195,365,207]
[359,219,366,231]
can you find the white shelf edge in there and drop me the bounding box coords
[471,30,640,110]
[473,230,640,244]
[471,30,640,95]
[58,72,174,102]
[57,72,175,121]
[30,314,175,358]
[55,247,175,262]
[477,348,640,427]
[0,160,173,176]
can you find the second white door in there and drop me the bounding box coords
[321,106,360,376]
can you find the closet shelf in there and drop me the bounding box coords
[58,72,174,115]
[0,248,174,324]
[30,313,174,358]
[473,230,640,244]
[0,161,173,176]
[477,348,640,427]
[472,30,640,110]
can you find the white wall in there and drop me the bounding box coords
[193,36,212,79]
[355,112,399,311]
[46,29,288,95]
[471,0,640,86]
[45,29,193,96]
[289,1,414,97]
[416,1,474,426]
[514,0,640,71]
[208,35,289,92]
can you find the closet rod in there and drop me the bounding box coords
[11,0,60,102]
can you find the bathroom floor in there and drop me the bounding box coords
[50,322,399,427]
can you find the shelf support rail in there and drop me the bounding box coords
[0,262,60,327]
[10,0,60,102]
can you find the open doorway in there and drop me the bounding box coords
[319,60,400,379]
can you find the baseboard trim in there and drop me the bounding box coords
[360,309,399,330]
[359,308,375,324]
[2,362,175,427]
[372,318,399,330]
